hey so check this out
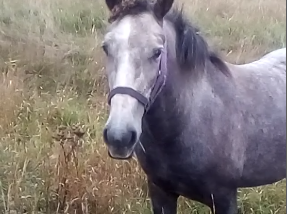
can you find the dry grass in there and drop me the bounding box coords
[0,0,286,213]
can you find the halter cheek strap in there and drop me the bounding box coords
[107,41,168,113]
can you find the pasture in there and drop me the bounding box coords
[0,0,286,213]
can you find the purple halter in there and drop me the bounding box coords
[107,40,168,112]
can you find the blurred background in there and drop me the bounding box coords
[0,0,286,213]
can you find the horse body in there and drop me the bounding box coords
[135,20,286,210]
[102,0,286,213]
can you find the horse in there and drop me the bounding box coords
[101,0,286,213]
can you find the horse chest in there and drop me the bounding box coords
[135,144,210,199]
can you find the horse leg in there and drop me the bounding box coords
[212,188,238,214]
[148,180,179,214]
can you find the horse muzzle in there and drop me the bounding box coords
[103,126,138,160]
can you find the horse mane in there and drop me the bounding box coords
[108,0,231,77]
[165,8,231,77]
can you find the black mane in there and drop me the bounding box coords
[165,8,231,76]
[109,0,231,76]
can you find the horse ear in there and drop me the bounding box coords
[105,0,120,11]
[153,0,174,20]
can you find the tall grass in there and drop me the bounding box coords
[0,0,286,213]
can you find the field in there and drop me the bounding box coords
[0,0,286,213]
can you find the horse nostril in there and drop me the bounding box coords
[130,129,137,145]
[103,127,108,144]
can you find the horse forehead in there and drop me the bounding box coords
[107,13,161,46]
[105,17,133,44]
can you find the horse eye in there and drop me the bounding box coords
[102,44,109,55]
[152,48,162,59]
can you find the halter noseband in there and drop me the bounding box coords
[107,40,167,112]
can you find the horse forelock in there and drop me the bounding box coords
[108,0,152,23]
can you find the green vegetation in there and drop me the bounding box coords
[0,0,285,213]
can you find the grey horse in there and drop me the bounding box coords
[101,0,286,213]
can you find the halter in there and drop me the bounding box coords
[107,39,168,113]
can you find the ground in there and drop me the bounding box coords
[0,0,286,213]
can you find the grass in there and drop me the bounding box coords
[0,0,286,213]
